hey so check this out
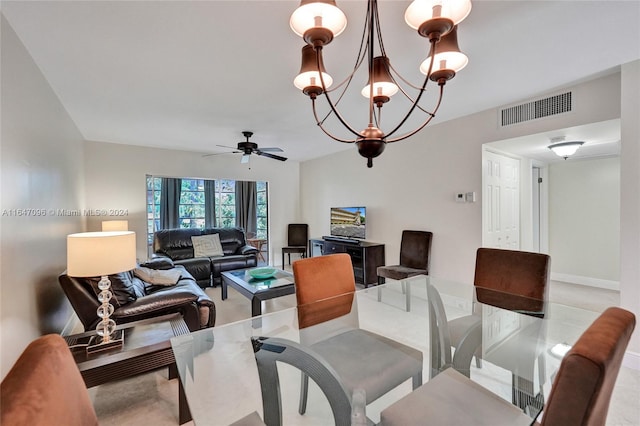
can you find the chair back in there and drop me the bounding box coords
[293,253,356,329]
[1,334,99,426]
[541,307,635,426]
[287,223,308,246]
[474,248,550,315]
[399,230,433,271]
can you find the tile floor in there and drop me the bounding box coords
[88,277,639,425]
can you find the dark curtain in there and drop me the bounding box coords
[204,179,216,228]
[160,178,181,229]
[235,181,257,237]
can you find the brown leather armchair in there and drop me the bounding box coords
[58,263,215,332]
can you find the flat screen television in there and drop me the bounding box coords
[330,206,366,239]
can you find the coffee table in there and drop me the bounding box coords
[221,267,295,317]
[64,314,192,424]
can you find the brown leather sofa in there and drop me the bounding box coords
[153,227,259,288]
[58,261,215,332]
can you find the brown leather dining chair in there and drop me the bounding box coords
[376,230,433,311]
[379,306,636,426]
[291,253,424,421]
[1,334,99,426]
[281,223,308,268]
[449,247,551,368]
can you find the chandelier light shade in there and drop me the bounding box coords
[361,56,399,105]
[420,26,468,79]
[289,0,347,46]
[294,45,333,96]
[548,141,584,159]
[290,0,472,167]
[405,0,473,34]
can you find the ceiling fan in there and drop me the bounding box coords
[204,131,287,163]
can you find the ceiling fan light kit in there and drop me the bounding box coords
[290,0,472,168]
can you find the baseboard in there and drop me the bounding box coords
[550,272,619,291]
[623,350,640,370]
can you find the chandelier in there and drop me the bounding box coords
[290,0,472,167]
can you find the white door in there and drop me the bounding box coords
[483,150,520,249]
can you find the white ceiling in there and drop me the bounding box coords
[2,1,639,163]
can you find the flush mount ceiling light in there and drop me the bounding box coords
[548,137,584,160]
[290,0,471,168]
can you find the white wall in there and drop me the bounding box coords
[620,60,640,359]
[0,16,86,378]
[83,141,301,264]
[301,72,623,285]
[548,157,620,287]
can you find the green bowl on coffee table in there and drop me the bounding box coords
[249,267,277,280]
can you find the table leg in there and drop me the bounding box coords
[251,297,262,317]
[178,379,192,424]
[222,280,228,300]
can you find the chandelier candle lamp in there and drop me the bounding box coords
[290,0,472,167]
[66,231,137,353]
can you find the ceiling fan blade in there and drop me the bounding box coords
[241,154,250,164]
[258,147,284,152]
[217,144,241,151]
[202,151,235,158]
[256,151,287,161]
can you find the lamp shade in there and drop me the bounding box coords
[67,231,136,277]
[101,220,129,231]
[361,56,399,99]
[420,25,468,76]
[294,45,333,91]
[405,0,472,30]
[290,0,347,39]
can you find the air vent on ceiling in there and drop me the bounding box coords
[500,91,572,127]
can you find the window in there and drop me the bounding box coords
[179,179,206,229]
[146,176,268,248]
[215,179,236,228]
[256,181,268,239]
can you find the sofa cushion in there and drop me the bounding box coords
[192,234,224,257]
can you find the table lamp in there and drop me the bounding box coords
[67,231,136,353]
[101,220,129,231]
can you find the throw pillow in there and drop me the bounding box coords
[134,267,182,286]
[192,234,224,257]
[87,272,143,308]
[140,257,174,270]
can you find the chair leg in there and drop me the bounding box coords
[404,280,411,312]
[282,252,285,269]
[299,371,309,415]
[288,253,291,265]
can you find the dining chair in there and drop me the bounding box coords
[376,230,432,311]
[281,223,308,268]
[292,253,423,419]
[449,247,550,368]
[0,334,99,426]
[379,306,636,426]
[427,282,482,379]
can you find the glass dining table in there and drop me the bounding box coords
[170,275,600,425]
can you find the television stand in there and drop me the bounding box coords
[322,235,361,245]
[309,238,385,287]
